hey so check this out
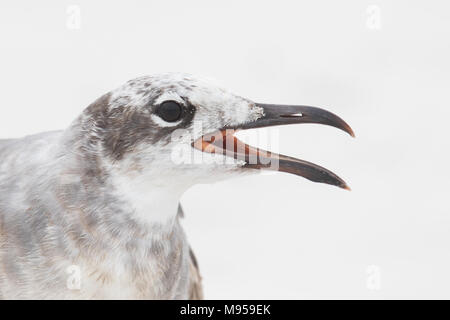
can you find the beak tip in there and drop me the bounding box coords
[349,130,356,138]
[343,125,355,138]
[342,184,352,191]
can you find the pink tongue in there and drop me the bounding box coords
[193,130,275,164]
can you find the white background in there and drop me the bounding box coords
[1,0,450,299]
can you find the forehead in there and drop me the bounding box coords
[109,73,247,110]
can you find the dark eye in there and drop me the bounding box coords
[157,101,182,122]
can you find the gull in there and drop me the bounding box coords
[0,73,354,299]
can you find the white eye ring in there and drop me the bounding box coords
[151,114,182,127]
[154,91,185,106]
[152,92,186,127]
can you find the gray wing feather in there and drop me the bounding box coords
[178,204,204,299]
[188,247,204,300]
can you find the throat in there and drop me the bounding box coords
[110,172,185,228]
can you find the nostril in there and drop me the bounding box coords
[280,113,303,118]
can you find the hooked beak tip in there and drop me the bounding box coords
[342,184,352,191]
[347,126,356,138]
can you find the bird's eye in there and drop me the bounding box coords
[157,101,182,122]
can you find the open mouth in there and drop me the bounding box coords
[192,103,354,190]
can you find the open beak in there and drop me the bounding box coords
[192,103,354,190]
